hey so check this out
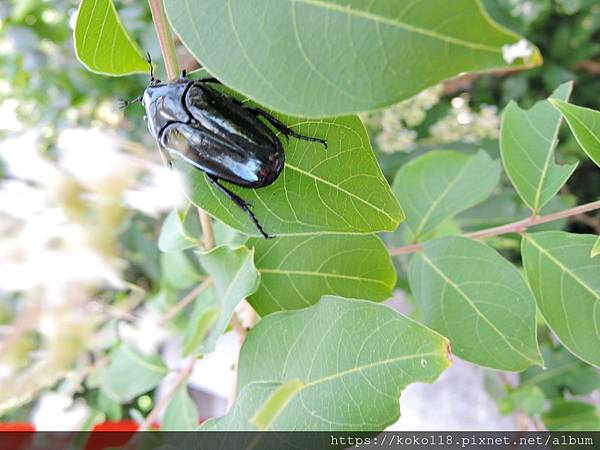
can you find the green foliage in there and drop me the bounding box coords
[409,236,542,371]
[162,382,199,430]
[542,400,600,431]
[500,82,577,213]
[179,113,404,237]
[196,246,260,353]
[550,99,600,167]
[247,234,395,315]
[393,150,501,241]
[592,236,600,258]
[520,345,600,398]
[74,0,148,76]
[165,0,540,117]
[522,231,600,368]
[101,343,168,403]
[2,0,599,434]
[202,296,451,430]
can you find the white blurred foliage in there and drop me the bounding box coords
[502,39,534,64]
[119,308,169,356]
[0,126,186,410]
[31,392,90,431]
[429,95,500,144]
[362,85,443,153]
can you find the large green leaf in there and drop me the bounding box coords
[162,381,199,430]
[409,236,542,371]
[74,0,148,75]
[178,114,403,237]
[542,400,600,431]
[101,343,167,402]
[549,99,600,167]
[202,296,451,430]
[196,245,260,353]
[158,209,200,253]
[519,345,600,399]
[393,150,500,241]
[181,286,220,356]
[500,82,577,213]
[165,0,540,117]
[522,231,600,368]
[247,234,395,315]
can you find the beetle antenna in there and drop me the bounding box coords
[118,96,142,109]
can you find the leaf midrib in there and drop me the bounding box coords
[292,0,503,54]
[286,163,397,222]
[259,268,389,286]
[523,234,600,302]
[420,253,535,363]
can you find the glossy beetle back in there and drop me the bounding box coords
[143,79,285,188]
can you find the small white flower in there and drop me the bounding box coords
[502,39,534,64]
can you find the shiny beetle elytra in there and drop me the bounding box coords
[120,58,326,238]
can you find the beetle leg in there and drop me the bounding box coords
[206,175,271,239]
[244,106,327,150]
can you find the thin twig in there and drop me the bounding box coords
[148,0,215,250]
[147,0,179,79]
[199,207,215,250]
[138,356,196,431]
[229,314,247,340]
[161,278,212,324]
[389,200,600,256]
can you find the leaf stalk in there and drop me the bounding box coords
[389,200,600,256]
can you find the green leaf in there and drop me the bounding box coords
[521,231,600,368]
[162,381,199,431]
[250,379,305,430]
[504,385,546,416]
[549,99,600,167]
[592,236,600,258]
[101,343,167,402]
[196,245,260,353]
[520,345,600,398]
[165,0,540,117]
[160,252,200,290]
[202,296,451,430]
[158,209,200,253]
[247,234,395,316]
[182,286,220,356]
[542,400,600,431]
[393,150,500,241]
[500,82,577,213]
[97,390,122,421]
[74,0,148,76]
[178,113,403,237]
[409,236,542,371]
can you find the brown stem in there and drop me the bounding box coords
[138,356,196,431]
[161,278,212,324]
[148,0,215,249]
[199,207,215,250]
[389,200,600,256]
[148,0,179,79]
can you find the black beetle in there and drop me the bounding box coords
[120,57,326,238]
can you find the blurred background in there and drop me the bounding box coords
[0,0,599,430]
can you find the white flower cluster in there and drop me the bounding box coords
[362,85,444,153]
[0,127,185,413]
[428,95,500,144]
